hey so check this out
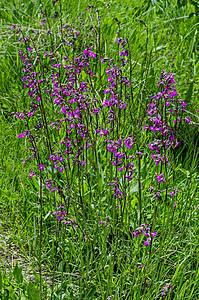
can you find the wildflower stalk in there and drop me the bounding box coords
[60,225,66,300]
[39,170,43,298]
[51,221,61,299]
[138,157,142,225]
[59,0,64,43]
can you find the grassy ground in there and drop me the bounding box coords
[0,0,199,299]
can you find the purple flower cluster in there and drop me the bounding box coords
[161,283,172,299]
[96,42,137,203]
[12,10,136,223]
[117,36,129,61]
[133,223,157,246]
[144,71,187,205]
[170,188,179,197]
[99,217,110,228]
[13,12,184,249]
[156,173,165,184]
[15,38,100,191]
[52,206,78,234]
[144,71,190,167]
[52,205,66,221]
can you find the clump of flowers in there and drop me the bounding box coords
[11,5,137,238]
[144,71,190,167]
[133,223,157,246]
[144,71,190,208]
[161,283,172,299]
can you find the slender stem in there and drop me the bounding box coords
[138,158,142,225]
[39,171,43,299]
[51,221,61,299]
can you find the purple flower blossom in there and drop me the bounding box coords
[84,47,96,58]
[156,173,165,184]
[170,188,179,197]
[133,223,156,246]
[41,18,47,25]
[38,164,44,170]
[149,185,154,192]
[87,5,94,10]
[124,135,135,150]
[185,116,191,123]
[51,11,58,18]
[109,177,123,198]
[29,171,37,178]
[144,238,151,246]
[136,152,143,159]
[52,206,66,221]
[11,24,17,30]
[99,217,110,228]
[161,283,172,299]
[138,264,145,269]
[118,166,124,172]
[153,190,161,201]
[17,132,26,139]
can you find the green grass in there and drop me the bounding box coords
[0,0,199,299]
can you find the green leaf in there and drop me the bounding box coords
[27,282,41,300]
[86,288,97,299]
[44,210,51,221]
[13,262,23,284]
[0,189,18,200]
[131,197,138,208]
[185,82,193,102]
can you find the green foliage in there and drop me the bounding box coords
[13,263,23,285]
[27,282,41,300]
[0,266,41,299]
[189,0,199,12]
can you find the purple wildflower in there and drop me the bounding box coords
[133,223,157,246]
[138,264,145,269]
[161,283,172,299]
[156,173,165,184]
[149,185,154,192]
[99,217,110,228]
[29,171,37,179]
[185,116,191,123]
[153,190,161,201]
[87,5,94,10]
[11,24,17,30]
[38,164,44,170]
[170,188,180,197]
[136,152,143,159]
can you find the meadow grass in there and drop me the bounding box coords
[0,0,199,299]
